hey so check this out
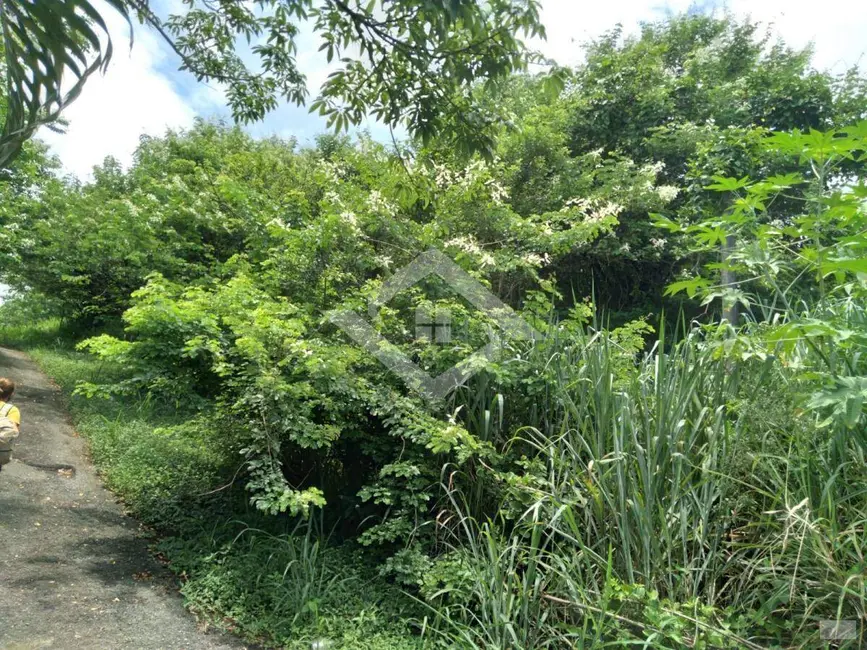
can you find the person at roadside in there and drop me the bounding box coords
[0,378,21,472]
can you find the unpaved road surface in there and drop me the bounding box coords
[0,347,248,650]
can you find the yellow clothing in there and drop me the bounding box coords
[0,401,20,425]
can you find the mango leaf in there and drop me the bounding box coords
[0,0,132,168]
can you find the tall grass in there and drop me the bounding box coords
[435,321,867,648]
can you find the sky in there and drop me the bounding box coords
[38,0,867,180]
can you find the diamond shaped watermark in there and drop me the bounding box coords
[328,248,541,401]
[819,620,857,641]
[416,306,452,344]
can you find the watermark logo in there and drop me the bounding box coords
[328,248,539,401]
[819,620,857,641]
[416,306,452,344]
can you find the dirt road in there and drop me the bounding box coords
[0,347,247,650]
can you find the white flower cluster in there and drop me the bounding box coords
[522,252,552,267]
[656,185,680,203]
[444,235,496,267]
[323,189,343,207]
[564,197,624,223]
[650,237,667,250]
[266,218,289,230]
[460,159,486,186]
[374,254,393,270]
[319,159,345,184]
[366,190,397,217]
[641,161,666,176]
[432,162,456,189]
[479,251,496,267]
[445,235,482,255]
[122,198,140,217]
[340,210,359,228]
[485,178,510,205]
[339,210,362,235]
[427,159,508,204]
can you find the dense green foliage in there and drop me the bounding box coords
[2,13,866,649]
[0,0,548,166]
[8,341,421,649]
[557,17,867,313]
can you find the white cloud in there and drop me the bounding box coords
[37,2,201,180]
[530,0,691,66]
[723,0,867,73]
[533,0,867,73]
[36,0,867,179]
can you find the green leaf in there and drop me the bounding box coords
[1,0,131,168]
[820,258,867,277]
[650,213,682,233]
[664,278,711,298]
[706,176,751,192]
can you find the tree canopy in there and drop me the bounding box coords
[0,0,549,167]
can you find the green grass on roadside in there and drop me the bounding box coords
[5,323,423,650]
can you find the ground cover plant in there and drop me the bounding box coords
[1,12,866,650]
